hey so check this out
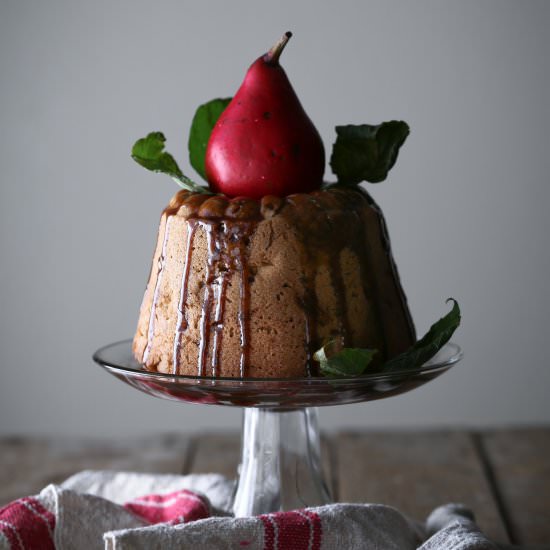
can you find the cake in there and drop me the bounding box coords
[132,186,415,378]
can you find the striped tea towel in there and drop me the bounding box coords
[0,470,500,549]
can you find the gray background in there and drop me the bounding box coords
[1,1,548,437]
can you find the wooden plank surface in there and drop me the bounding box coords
[335,430,510,544]
[186,433,241,479]
[1,428,549,547]
[0,434,188,507]
[480,428,550,546]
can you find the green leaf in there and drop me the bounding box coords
[384,298,461,372]
[132,131,183,177]
[315,299,461,378]
[132,132,210,194]
[314,340,377,377]
[330,121,410,185]
[188,98,232,180]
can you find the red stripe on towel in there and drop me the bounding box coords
[124,489,210,525]
[301,510,322,550]
[260,510,320,550]
[0,497,55,550]
[259,513,276,550]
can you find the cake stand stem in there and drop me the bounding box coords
[232,407,332,517]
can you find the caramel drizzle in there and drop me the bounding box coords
[172,220,198,374]
[364,194,416,343]
[302,194,354,374]
[329,254,351,342]
[143,216,172,364]
[171,218,255,377]
[285,197,317,376]
[301,294,316,377]
[315,197,353,346]
[211,270,228,377]
[236,235,251,377]
[197,223,216,376]
[350,206,388,358]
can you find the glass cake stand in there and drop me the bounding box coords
[93,340,462,517]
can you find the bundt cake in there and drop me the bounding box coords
[133,185,415,378]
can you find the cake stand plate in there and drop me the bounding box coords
[93,341,462,516]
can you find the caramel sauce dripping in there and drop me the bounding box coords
[300,296,317,377]
[172,220,198,373]
[210,268,228,377]
[285,196,320,376]
[361,191,416,345]
[308,194,353,346]
[197,223,216,376]
[167,193,258,377]
[143,217,172,365]
[287,191,360,375]
[235,229,252,377]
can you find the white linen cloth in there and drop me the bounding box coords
[0,469,511,549]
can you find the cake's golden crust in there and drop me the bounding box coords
[133,187,415,378]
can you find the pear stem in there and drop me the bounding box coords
[264,31,292,65]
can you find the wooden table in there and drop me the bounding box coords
[1,428,548,548]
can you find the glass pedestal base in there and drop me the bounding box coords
[233,407,330,517]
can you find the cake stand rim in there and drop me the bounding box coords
[92,339,463,384]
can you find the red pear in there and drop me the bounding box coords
[205,32,325,199]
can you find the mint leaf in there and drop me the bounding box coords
[188,98,232,180]
[384,298,461,372]
[132,132,210,194]
[330,121,410,185]
[132,132,183,178]
[315,299,461,378]
[314,341,377,377]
